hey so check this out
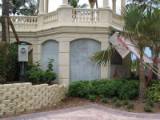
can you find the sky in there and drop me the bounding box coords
[48,0,121,14]
[48,0,104,12]
[0,0,122,15]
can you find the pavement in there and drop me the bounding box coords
[2,104,160,120]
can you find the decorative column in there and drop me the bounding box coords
[38,0,45,14]
[121,0,126,15]
[103,0,109,8]
[101,36,111,79]
[112,0,116,14]
[32,44,41,63]
[44,0,49,13]
[58,6,72,25]
[59,41,70,86]
[62,0,69,5]
[98,7,112,25]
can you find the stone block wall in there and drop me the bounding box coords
[0,83,66,117]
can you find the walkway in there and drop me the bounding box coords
[2,104,160,120]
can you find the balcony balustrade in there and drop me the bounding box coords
[0,7,124,32]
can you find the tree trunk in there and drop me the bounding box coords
[139,51,146,99]
[2,0,10,42]
[152,46,159,80]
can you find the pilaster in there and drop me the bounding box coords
[98,8,112,25]
[44,0,49,13]
[103,0,110,8]
[62,0,69,5]
[101,36,111,79]
[121,0,126,15]
[39,0,45,14]
[112,0,116,14]
[57,6,73,25]
[59,41,70,86]
[32,44,41,63]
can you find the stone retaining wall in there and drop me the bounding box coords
[0,83,66,117]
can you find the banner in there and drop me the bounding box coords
[109,33,153,63]
[109,32,130,58]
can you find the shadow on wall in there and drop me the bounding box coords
[111,52,131,79]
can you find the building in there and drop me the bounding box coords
[0,0,130,86]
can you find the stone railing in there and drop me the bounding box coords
[112,14,124,29]
[43,11,58,24]
[11,16,38,24]
[72,8,99,24]
[6,7,124,32]
[10,16,38,32]
[0,83,66,117]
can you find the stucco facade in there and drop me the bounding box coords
[0,0,128,86]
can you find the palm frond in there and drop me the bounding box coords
[91,46,115,66]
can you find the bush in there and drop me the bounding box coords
[0,42,18,83]
[27,60,57,84]
[146,81,160,102]
[68,80,139,100]
[68,81,95,98]
[126,103,134,110]
[88,95,97,102]
[122,100,129,106]
[118,80,139,100]
[144,104,153,112]
[94,80,123,98]
[114,100,123,108]
[101,97,109,103]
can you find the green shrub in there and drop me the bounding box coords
[122,100,129,106]
[27,67,44,84]
[101,97,109,103]
[69,80,139,100]
[126,103,134,110]
[114,100,123,108]
[146,81,160,102]
[0,43,18,83]
[145,100,154,107]
[88,95,97,102]
[144,104,153,112]
[27,60,57,84]
[68,81,95,98]
[94,80,123,98]
[112,97,118,103]
[117,80,139,100]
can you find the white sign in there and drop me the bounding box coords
[18,44,28,62]
[109,33,130,58]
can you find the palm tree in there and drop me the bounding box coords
[92,2,160,99]
[10,0,39,15]
[69,0,88,8]
[123,3,152,99]
[89,0,98,8]
[1,0,10,42]
[143,6,160,80]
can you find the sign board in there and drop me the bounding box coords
[109,32,130,58]
[18,44,28,62]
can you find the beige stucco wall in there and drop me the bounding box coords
[0,6,124,85]
[0,83,66,117]
[7,27,111,86]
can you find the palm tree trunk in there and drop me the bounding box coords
[139,51,146,99]
[8,18,20,43]
[2,0,10,42]
[152,46,159,80]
